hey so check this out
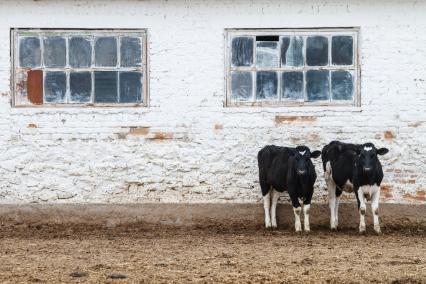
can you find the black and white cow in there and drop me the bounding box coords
[258,145,321,232]
[321,141,389,233]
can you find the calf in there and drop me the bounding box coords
[321,141,389,233]
[258,145,321,232]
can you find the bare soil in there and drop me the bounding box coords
[0,224,425,283]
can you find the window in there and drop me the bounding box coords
[225,28,359,107]
[11,29,147,107]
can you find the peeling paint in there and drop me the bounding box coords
[128,126,150,136]
[147,132,174,140]
[403,190,425,202]
[214,124,223,130]
[380,184,393,199]
[384,130,395,140]
[275,116,317,124]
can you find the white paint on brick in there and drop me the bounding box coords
[0,0,425,204]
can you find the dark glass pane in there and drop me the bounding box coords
[119,72,142,103]
[44,71,66,103]
[94,71,118,103]
[69,37,92,68]
[95,37,117,67]
[231,72,252,101]
[19,37,41,67]
[70,72,91,103]
[281,36,304,67]
[306,70,329,101]
[256,71,278,100]
[332,36,353,65]
[256,41,279,67]
[120,37,142,67]
[306,36,328,66]
[281,72,304,100]
[231,37,253,67]
[43,37,66,68]
[332,71,353,100]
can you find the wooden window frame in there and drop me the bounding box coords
[10,28,149,108]
[225,28,360,107]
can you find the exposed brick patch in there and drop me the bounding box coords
[147,132,174,140]
[408,121,422,127]
[27,123,37,128]
[214,124,223,130]
[380,184,393,199]
[275,116,316,124]
[309,133,320,141]
[384,130,395,140]
[395,179,416,184]
[403,190,426,202]
[128,127,150,136]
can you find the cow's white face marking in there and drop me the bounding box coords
[299,150,306,156]
[364,146,373,151]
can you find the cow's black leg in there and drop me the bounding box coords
[289,191,302,232]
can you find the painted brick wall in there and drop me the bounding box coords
[0,0,425,204]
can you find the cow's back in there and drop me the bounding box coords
[322,141,359,187]
[258,145,293,193]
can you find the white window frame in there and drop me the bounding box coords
[11,28,149,107]
[225,28,360,107]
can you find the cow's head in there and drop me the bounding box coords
[294,146,321,176]
[357,143,389,173]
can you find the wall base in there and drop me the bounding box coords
[0,203,425,230]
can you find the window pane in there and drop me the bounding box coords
[69,37,92,68]
[231,72,252,101]
[43,37,66,68]
[306,36,328,66]
[332,36,353,65]
[256,41,279,67]
[95,37,117,67]
[332,71,353,100]
[281,36,304,67]
[94,71,118,103]
[256,71,278,100]
[19,37,41,67]
[281,72,304,100]
[120,72,142,103]
[231,37,253,67]
[306,70,329,101]
[44,71,66,103]
[70,72,91,103]
[120,37,142,67]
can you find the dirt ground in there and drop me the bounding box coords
[0,224,425,284]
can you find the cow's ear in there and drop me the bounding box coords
[311,150,321,159]
[377,148,389,155]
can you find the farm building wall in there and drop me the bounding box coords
[0,0,425,205]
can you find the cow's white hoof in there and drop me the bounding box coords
[265,221,272,229]
[295,224,302,233]
[304,228,311,233]
[374,225,381,234]
[359,226,366,234]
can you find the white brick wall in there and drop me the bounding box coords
[0,0,425,204]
